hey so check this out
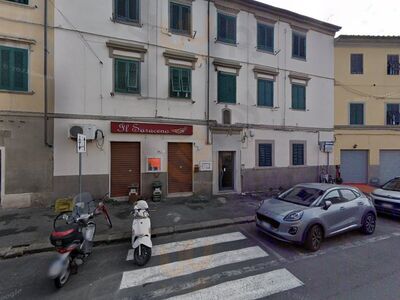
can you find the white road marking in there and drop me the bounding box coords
[120,246,268,290]
[166,268,303,300]
[126,232,247,260]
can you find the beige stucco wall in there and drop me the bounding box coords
[0,0,54,113]
[334,42,400,166]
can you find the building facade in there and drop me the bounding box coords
[335,36,400,185]
[52,0,339,201]
[0,0,54,208]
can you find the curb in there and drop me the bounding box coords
[0,215,255,259]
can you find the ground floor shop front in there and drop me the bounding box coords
[335,129,400,185]
[53,118,333,200]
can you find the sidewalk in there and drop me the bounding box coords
[0,192,271,258]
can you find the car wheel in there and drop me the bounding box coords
[361,212,376,235]
[304,225,323,252]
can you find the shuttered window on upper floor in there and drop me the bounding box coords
[218,72,236,103]
[257,79,273,107]
[170,2,191,35]
[217,13,236,44]
[387,55,399,75]
[114,58,140,94]
[0,46,28,92]
[6,0,29,4]
[349,103,364,125]
[292,143,305,166]
[170,67,191,99]
[257,23,274,52]
[292,32,306,59]
[115,0,140,23]
[292,84,306,110]
[258,143,273,167]
[350,54,363,74]
[387,104,400,125]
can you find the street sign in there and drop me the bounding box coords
[77,134,87,153]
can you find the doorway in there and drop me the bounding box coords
[219,151,235,191]
[168,143,193,194]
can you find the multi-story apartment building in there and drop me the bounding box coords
[0,0,54,208]
[52,0,340,200]
[335,35,400,185]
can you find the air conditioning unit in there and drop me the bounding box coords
[68,124,97,140]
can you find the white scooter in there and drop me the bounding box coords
[131,200,152,266]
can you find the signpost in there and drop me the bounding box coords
[77,134,87,198]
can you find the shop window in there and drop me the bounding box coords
[217,13,236,44]
[257,23,274,52]
[218,72,236,103]
[292,143,305,166]
[387,104,400,125]
[351,54,363,74]
[0,46,28,92]
[114,58,140,94]
[349,103,364,125]
[170,1,191,35]
[258,143,272,167]
[387,55,399,75]
[257,79,273,107]
[115,0,140,23]
[170,67,191,99]
[292,84,306,110]
[292,32,306,59]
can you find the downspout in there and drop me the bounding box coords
[44,0,51,147]
[206,0,210,144]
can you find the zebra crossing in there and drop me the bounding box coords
[118,231,303,299]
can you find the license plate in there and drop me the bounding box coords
[381,202,393,209]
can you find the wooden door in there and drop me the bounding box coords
[111,142,140,197]
[168,143,193,194]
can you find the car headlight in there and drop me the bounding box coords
[284,211,304,221]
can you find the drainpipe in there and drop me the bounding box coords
[44,0,52,147]
[206,0,210,144]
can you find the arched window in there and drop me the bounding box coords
[222,109,231,125]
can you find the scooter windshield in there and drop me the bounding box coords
[72,192,96,216]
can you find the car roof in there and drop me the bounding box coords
[294,183,357,192]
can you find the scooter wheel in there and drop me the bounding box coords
[134,245,152,266]
[54,263,71,288]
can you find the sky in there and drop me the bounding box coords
[258,0,400,36]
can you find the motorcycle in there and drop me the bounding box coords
[48,192,112,288]
[131,200,152,266]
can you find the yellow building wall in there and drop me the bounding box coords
[334,43,400,167]
[0,0,54,113]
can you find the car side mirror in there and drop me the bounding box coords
[323,200,332,210]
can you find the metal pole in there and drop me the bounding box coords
[79,152,82,199]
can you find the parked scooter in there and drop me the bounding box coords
[131,200,152,266]
[48,193,112,288]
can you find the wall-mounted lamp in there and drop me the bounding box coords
[353,144,358,149]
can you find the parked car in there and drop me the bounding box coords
[371,177,400,217]
[256,183,377,251]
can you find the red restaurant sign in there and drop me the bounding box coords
[111,122,193,135]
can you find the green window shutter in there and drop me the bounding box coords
[258,23,274,52]
[258,79,273,106]
[218,13,236,44]
[170,67,191,98]
[181,68,191,93]
[257,24,266,49]
[292,84,305,110]
[0,48,11,90]
[115,59,126,92]
[292,84,298,108]
[127,61,139,91]
[350,103,364,125]
[218,72,236,103]
[116,0,127,19]
[181,5,191,33]
[170,3,180,30]
[128,0,139,21]
[170,68,181,92]
[13,49,28,91]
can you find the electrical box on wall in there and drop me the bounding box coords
[69,125,97,140]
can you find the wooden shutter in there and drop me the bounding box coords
[266,25,274,51]
[218,13,226,41]
[171,68,181,92]
[218,72,236,104]
[258,79,266,105]
[115,59,127,92]
[298,85,305,109]
[258,79,273,106]
[127,61,138,90]
[350,104,364,125]
[0,48,10,89]
[181,68,191,93]
[257,24,266,49]
[226,15,236,43]
[292,84,298,109]
[13,49,26,91]
[168,143,193,194]
[259,144,272,167]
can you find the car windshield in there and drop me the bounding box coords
[382,178,400,192]
[278,187,324,206]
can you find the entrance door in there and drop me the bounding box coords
[111,142,140,197]
[168,143,193,194]
[340,150,368,183]
[219,151,235,191]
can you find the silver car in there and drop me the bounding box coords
[256,183,377,251]
[371,177,400,217]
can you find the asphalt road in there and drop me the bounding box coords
[0,214,399,300]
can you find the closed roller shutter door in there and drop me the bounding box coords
[168,143,193,194]
[111,142,140,197]
[341,150,368,183]
[380,150,400,184]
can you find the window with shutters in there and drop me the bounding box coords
[258,143,273,167]
[292,32,306,59]
[170,1,191,35]
[386,104,400,125]
[114,58,140,94]
[257,23,274,53]
[6,0,28,4]
[217,13,236,44]
[291,84,306,110]
[115,0,140,23]
[387,55,399,75]
[349,103,364,125]
[350,54,363,74]
[292,143,305,166]
[257,79,273,107]
[169,67,191,99]
[218,72,236,104]
[0,46,28,92]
